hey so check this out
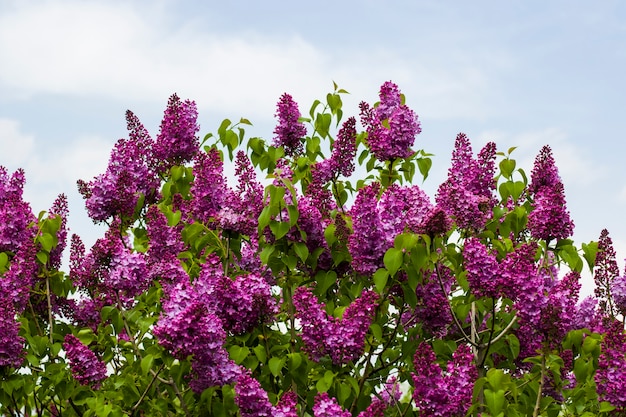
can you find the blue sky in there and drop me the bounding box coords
[1,0,625,292]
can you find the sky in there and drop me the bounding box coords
[1,0,625,294]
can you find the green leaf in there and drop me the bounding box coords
[499,159,516,179]
[287,204,299,227]
[269,220,291,240]
[383,247,403,276]
[268,357,285,377]
[484,388,505,416]
[316,370,336,393]
[370,323,383,341]
[140,354,154,376]
[294,242,309,262]
[373,268,389,294]
[253,345,267,363]
[417,157,432,180]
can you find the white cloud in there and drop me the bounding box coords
[0,1,504,123]
[0,118,35,165]
[476,127,606,187]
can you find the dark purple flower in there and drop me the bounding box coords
[273,93,307,156]
[595,321,626,410]
[0,298,24,368]
[63,334,107,389]
[47,194,69,269]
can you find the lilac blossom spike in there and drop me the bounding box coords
[63,334,107,389]
[47,194,69,269]
[436,134,497,232]
[153,93,200,171]
[78,113,159,222]
[293,287,378,365]
[359,81,421,162]
[412,343,476,417]
[0,167,36,253]
[348,183,386,275]
[273,93,307,156]
[313,393,351,417]
[234,371,297,417]
[190,147,227,223]
[0,298,24,368]
[527,145,574,241]
[594,229,620,316]
[595,320,626,410]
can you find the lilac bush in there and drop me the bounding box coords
[1,81,625,417]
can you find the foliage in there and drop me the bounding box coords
[1,81,626,417]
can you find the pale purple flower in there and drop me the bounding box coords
[234,371,298,417]
[190,147,228,224]
[0,167,36,253]
[313,393,351,417]
[63,334,107,389]
[0,298,24,368]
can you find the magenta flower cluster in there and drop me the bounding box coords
[293,287,378,364]
[527,145,574,241]
[436,133,497,231]
[0,167,36,253]
[78,94,200,223]
[412,343,476,417]
[359,81,421,162]
[273,93,307,156]
[314,116,358,183]
[349,182,447,276]
[153,93,200,172]
[63,334,107,389]
[234,371,298,417]
[595,321,626,410]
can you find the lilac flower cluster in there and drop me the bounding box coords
[595,321,626,410]
[78,114,158,222]
[527,145,574,241]
[153,93,200,172]
[313,393,351,417]
[196,256,278,335]
[315,116,358,183]
[293,287,378,364]
[153,254,277,391]
[153,301,239,393]
[0,167,36,253]
[190,147,227,223]
[273,93,307,156]
[403,269,453,337]
[234,371,297,417]
[0,298,24,368]
[593,229,621,317]
[359,81,421,162]
[349,183,446,276]
[412,343,476,417]
[63,334,107,389]
[436,134,497,232]
[463,238,540,301]
[47,194,69,269]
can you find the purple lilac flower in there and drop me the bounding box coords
[153,93,200,172]
[403,269,453,337]
[348,183,386,275]
[78,111,159,222]
[0,167,36,253]
[463,238,501,299]
[197,255,277,334]
[190,147,227,224]
[314,116,358,184]
[307,163,336,219]
[0,241,38,308]
[595,320,626,410]
[571,296,605,334]
[313,393,351,417]
[293,287,378,364]
[235,371,298,417]
[412,343,476,417]
[63,334,107,389]
[153,301,240,392]
[359,81,421,162]
[218,151,264,236]
[436,134,497,232]
[527,145,574,241]
[611,274,626,316]
[594,229,620,317]
[47,194,69,270]
[146,205,185,262]
[0,298,24,368]
[273,93,307,156]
